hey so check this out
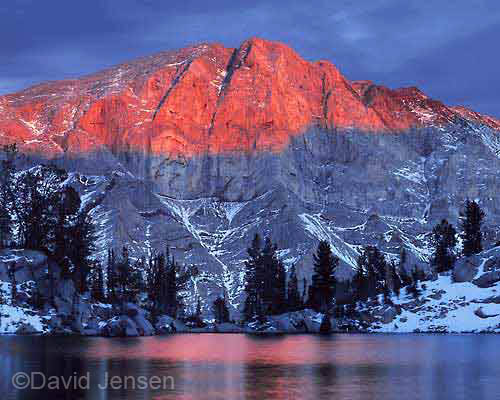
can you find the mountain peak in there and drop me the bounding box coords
[0,39,498,156]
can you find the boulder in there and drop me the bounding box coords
[78,301,92,321]
[57,279,76,301]
[0,250,48,282]
[453,256,480,282]
[16,292,29,305]
[92,303,113,320]
[482,296,500,304]
[47,315,63,332]
[100,316,139,337]
[15,322,39,334]
[483,258,499,272]
[474,307,499,319]
[122,318,139,337]
[382,306,398,324]
[214,323,243,333]
[428,291,444,300]
[123,303,154,336]
[71,319,85,334]
[133,314,154,336]
[266,310,324,333]
[473,271,500,288]
[124,303,139,318]
[52,279,77,316]
[359,311,376,324]
[53,297,72,316]
[155,315,189,334]
[85,318,100,331]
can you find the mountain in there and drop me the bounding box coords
[1,37,500,316]
[1,37,499,156]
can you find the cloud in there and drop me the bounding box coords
[0,0,498,117]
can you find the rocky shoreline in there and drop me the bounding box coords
[2,247,500,337]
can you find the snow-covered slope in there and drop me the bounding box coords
[373,275,500,333]
[364,248,500,333]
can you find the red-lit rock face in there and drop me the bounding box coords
[0,37,498,157]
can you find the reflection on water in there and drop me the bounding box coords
[0,333,498,399]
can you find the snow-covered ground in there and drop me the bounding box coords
[371,276,500,333]
[0,281,49,334]
[369,253,500,333]
[0,303,48,334]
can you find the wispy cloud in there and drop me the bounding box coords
[0,0,498,116]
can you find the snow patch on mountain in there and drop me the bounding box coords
[300,213,359,280]
[477,126,500,158]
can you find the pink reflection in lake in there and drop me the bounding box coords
[2,334,498,399]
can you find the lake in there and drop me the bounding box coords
[0,333,498,399]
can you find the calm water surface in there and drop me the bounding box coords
[0,333,498,399]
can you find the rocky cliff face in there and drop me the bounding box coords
[1,38,500,315]
[1,37,499,157]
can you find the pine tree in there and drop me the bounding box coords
[0,144,17,248]
[398,266,411,288]
[9,262,17,306]
[460,200,485,256]
[356,246,387,299]
[113,246,142,310]
[71,291,83,332]
[146,247,190,320]
[13,165,67,250]
[319,314,331,333]
[24,259,42,309]
[352,265,368,302]
[390,262,402,298]
[146,251,164,320]
[117,246,130,311]
[242,234,287,319]
[408,270,421,299]
[287,265,302,311]
[243,234,262,321]
[273,257,287,314]
[0,206,11,249]
[165,252,179,318]
[46,259,56,307]
[345,301,356,318]
[145,253,157,318]
[194,298,204,327]
[196,298,201,316]
[6,164,96,281]
[260,237,277,314]
[309,240,338,313]
[90,263,105,303]
[399,246,407,266]
[106,249,117,304]
[302,277,308,305]
[213,295,230,324]
[69,211,95,294]
[53,186,80,267]
[131,258,145,297]
[382,282,392,305]
[398,247,412,287]
[432,219,457,273]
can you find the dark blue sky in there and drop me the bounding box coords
[1,0,499,117]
